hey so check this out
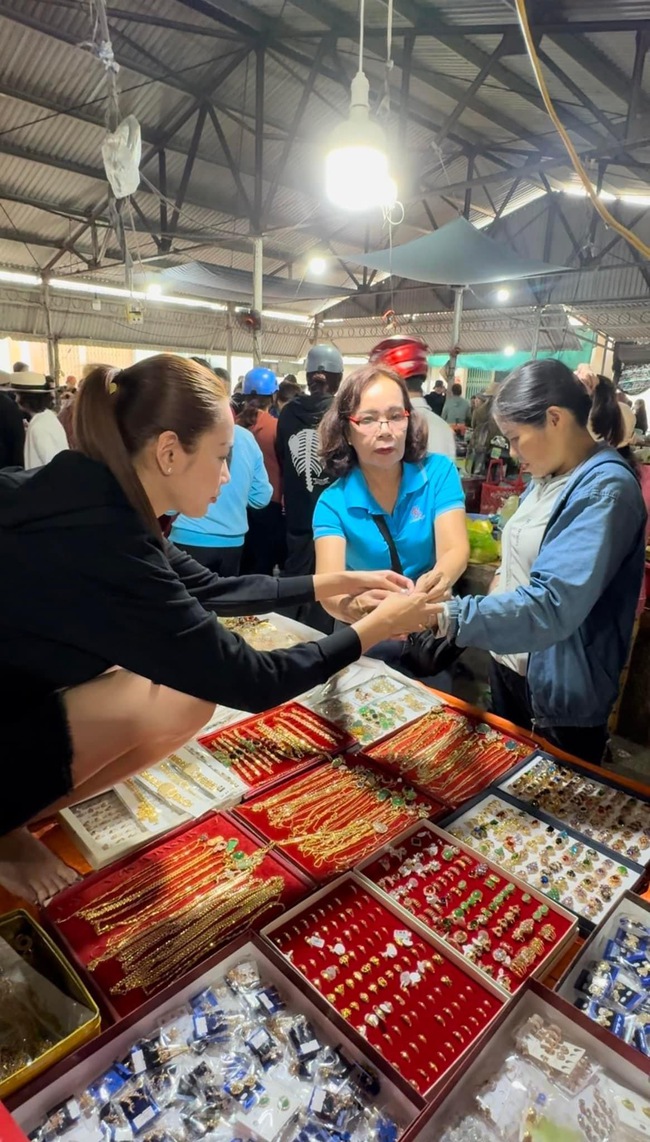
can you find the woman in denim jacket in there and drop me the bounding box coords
[437,359,646,764]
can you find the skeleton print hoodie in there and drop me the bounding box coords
[275,390,333,535]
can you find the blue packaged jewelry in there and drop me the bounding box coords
[86,1063,132,1107]
[633,1020,650,1056]
[116,1083,160,1135]
[245,1025,282,1068]
[254,985,285,1016]
[573,997,634,1041]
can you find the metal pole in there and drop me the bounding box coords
[226,302,234,385]
[41,279,61,403]
[601,335,610,374]
[448,286,464,380]
[531,308,541,359]
[253,235,263,365]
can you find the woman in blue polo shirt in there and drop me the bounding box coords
[313,364,468,678]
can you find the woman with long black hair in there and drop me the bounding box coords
[435,359,646,764]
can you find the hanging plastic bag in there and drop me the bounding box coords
[102,114,141,198]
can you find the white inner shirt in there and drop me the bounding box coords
[492,471,571,676]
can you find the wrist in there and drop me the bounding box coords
[352,611,391,652]
[313,571,348,602]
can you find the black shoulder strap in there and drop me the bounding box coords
[371,514,404,576]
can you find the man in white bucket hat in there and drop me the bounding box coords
[11,370,68,469]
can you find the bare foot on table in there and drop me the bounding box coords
[0,829,79,904]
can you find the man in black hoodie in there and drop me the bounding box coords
[276,343,343,631]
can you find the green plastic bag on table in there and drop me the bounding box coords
[467,518,500,564]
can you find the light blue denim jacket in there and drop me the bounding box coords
[445,448,647,728]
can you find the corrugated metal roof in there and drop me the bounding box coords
[0,0,648,328]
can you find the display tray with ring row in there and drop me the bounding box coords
[3,612,650,1141]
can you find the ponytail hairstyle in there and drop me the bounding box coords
[236,392,274,431]
[493,358,619,437]
[590,374,625,447]
[74,354,228,534]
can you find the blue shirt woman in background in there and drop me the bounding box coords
[170,423,272,575]
[313,364,469,681]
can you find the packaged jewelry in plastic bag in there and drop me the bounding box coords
[225,960,262,997]
[233,1075,302,1142]
[575,964,648,1012]
[253,985,286,1017]
[245,1025,283,1069]
[438,1113,500,1142]
[633,1018,650,1056]
[129,1034,187,1077]
[115,1081,161,1135]
[83,1062,133,1110]
[573,997,636,1043]
[614,916,650,954]
[33,1097,85,1141]
[513,1014,600,1094]
[307,1086,363,1133]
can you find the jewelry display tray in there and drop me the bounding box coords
[7,933,421,1134]
[260,872,508,1103]
[358,708,531,807]
[440,788,645,936]
[231,754,447,883]
[406,979,650,1142]
[555,890,650,1045]
[197,701,358,799]
[496,748,650,865]
[354,818,578,998]
[40,810,315,1024]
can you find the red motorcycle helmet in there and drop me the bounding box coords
[369,335,430,381]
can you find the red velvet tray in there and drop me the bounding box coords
[234,755,445,882]
[197,701,355,796]
[362,704,530,806]
[44,813,311,1019]
[264,877,503,1097]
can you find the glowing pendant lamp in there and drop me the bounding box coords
[325,1,396,211]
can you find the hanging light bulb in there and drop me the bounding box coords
[326,71,396,211]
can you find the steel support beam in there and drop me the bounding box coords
[399,31,415,141]
[627,30,650,140]
[431,30,609,151]
[463,156,475,219]
[487,178,522,233]
[262,35,331,227]
[206,105,255,224]
[254,45,265,233]
[549,30,650,117]
[539,174,582,264]
[168,105,208,238]
[585,207,650,269]
[434,36,509,148]
[535,48,623,142]
[158,151,169,251]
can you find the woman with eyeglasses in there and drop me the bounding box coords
[313,365,469,681]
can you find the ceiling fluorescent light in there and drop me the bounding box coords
[0,270,41,286]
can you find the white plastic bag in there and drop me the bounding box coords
[101,114,141,198]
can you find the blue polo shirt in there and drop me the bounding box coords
[312,454,465,580]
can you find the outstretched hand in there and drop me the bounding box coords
[345,569,414,596]
[414,568,452,602]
